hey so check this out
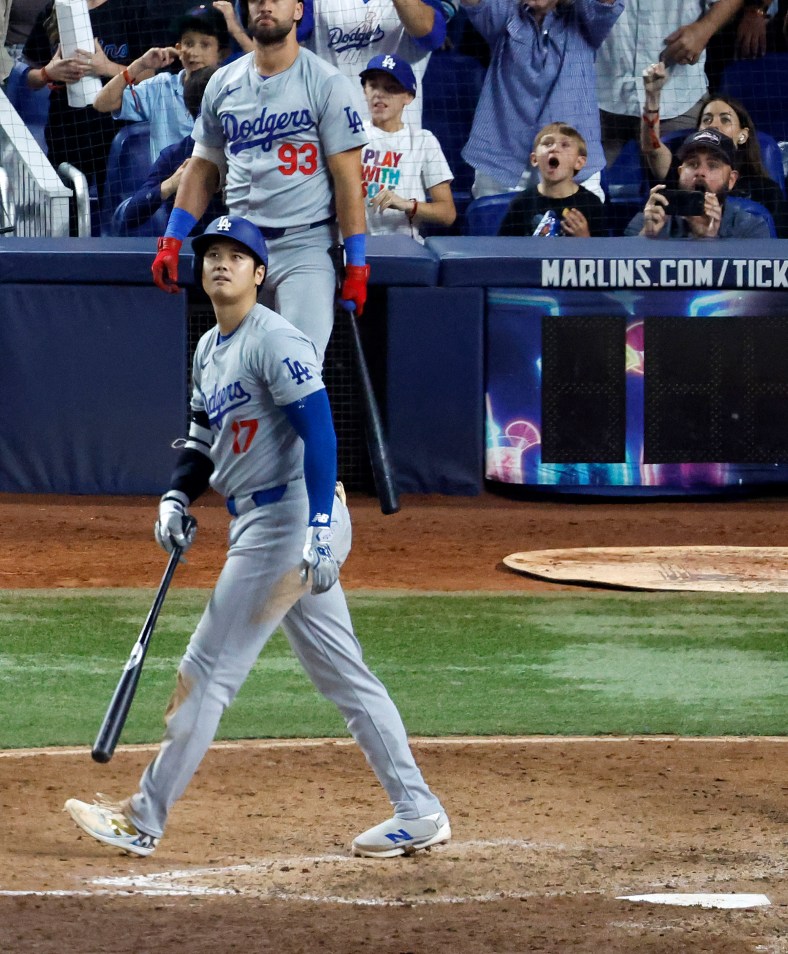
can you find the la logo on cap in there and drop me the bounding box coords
[216,216,233,232]
[382,55,396,69]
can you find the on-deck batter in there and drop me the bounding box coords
[64,215,450,860]
[151,0,371,362]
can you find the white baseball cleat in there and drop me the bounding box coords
[352,811,451,858]
[64,797,158,857]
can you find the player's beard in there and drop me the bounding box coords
[251,18,295,45]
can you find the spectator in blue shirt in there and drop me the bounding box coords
[114,65,226,234]
[92,4,232,163]
[460,0,623,200]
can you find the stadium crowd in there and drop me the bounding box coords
[1,0,787,238]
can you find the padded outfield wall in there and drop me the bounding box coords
[1,236,786,496]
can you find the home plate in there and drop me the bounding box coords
[503,546,788,592]
[617,893,771,909]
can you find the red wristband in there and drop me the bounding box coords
[123,68,136,86]
[642,112,661,152]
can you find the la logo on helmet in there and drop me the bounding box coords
[216,216,233,232]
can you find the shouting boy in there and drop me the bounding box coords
[498,122,606,237]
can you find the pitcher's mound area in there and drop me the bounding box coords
[503,545,788,592]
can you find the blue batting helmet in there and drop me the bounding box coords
[192,215,269,284]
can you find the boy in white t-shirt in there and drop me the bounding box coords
[359,53,456,241]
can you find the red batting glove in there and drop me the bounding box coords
[338,264,371,316]
[151,237,183,293]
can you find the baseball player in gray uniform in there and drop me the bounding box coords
[151,0,371,361]
[65,215,450,860]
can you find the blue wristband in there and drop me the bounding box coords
[414,9,447,50]
[343,233,366,267]
[164,208,198,241]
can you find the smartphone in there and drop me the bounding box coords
[662,189,706,217]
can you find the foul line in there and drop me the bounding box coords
[1,735,786,759]
[0,735,788,759]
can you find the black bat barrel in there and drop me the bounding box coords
[91,527,192,763]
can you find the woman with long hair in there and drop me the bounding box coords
[640,63,785,234]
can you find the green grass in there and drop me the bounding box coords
[0,589,786,748]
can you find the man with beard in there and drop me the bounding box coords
[151,0,369,361]
[625,127,771,238]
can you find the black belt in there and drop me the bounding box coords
[258,216,335,240]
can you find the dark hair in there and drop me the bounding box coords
[43,5,59,46]
[173,5,230,49]
[183,65,218,118]
[697,94,770,181]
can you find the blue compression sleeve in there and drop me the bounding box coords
[281,389,337,527]
[413,0,447,50]
[297,0,314,40]
[343,233,366,267]
[164,207,198,240]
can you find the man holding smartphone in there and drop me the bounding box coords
[625,128,772,238]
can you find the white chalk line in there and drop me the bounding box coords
[0,841,773,910]
[2,735,786,759]
[0,841,560,903]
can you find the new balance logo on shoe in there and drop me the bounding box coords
[385,828,415,844]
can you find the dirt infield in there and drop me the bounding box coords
[0,490,786,953]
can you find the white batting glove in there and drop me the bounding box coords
[300,525,339,595]
[154,490,196,555]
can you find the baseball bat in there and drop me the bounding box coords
[329,244,400,516]
[346,308,400,515]
[91,521,194,764]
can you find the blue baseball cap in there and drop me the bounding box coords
[360,54,417,95]
[192,215,269,283]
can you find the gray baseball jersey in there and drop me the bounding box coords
[192,303,323,499]
[193,48,368,229]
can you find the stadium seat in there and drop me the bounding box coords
[110,196,169,237]
[603,138,649,234]
[4,62,50,155]
[753,132,786,197]
[462,193,513,235]
[725,196,777,237]
[604,138,648,203]
[779,141,788,181]
[719,54,788,144]
[422,50,486,205]
[99,122,153,236]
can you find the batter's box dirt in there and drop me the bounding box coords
[84,837,785,908]
[1,739,786,953]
